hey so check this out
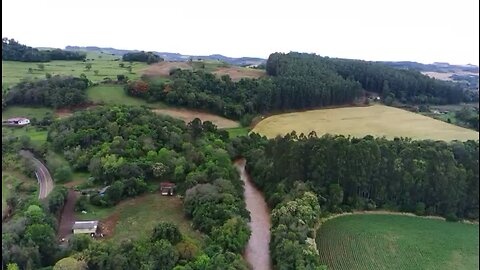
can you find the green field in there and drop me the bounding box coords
[2,105,53,120]
[225,127,250,138]
[86,84,167,108]
[316,214,479,270]
[253,104,479,141]
[2,51,148,87]
[2,126,48,147]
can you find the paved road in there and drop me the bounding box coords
[19,150,54,199]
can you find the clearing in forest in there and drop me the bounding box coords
[252,104,479,141]
[316,214,479,270]
[76,193,204,245]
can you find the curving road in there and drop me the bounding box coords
[234,158,272,270]
[19,150,54,199]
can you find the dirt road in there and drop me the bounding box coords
[57,189,77,239]
[19,150,54,199]
[234,158,272,270]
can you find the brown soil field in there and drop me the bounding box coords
[142,61,193,77]
[152,108,239,128]
[213,67,266,81]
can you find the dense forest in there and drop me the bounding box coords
[232,133,479,220]
[4,76,90,109]
[267,52,465,105]
[2,38,86,62]
[122,51,163,64]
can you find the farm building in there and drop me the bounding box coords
[160,182,176,196]
[2,117,30,126]
[73,221,99,235]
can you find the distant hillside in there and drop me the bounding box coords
[379,61,479,73]
[65,46,266,66]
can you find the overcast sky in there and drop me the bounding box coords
[2,0,479,65]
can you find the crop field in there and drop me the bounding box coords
[2,51,147,86]
[316,214,479,270]
[252,104,479,141]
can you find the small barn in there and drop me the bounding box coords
[2,117,30,126]
[73,221,99,235]
[160,182,176,196]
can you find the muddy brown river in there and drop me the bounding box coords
[234,158,272,270]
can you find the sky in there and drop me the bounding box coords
[2,0,479,65]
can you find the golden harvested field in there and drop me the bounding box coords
[252,105,479,141]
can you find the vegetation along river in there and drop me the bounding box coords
[234,158,272,270]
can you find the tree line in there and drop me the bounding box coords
[122,51,163,64]
[2,38,86,62]
[4,75,90,109]
[267,52,465,104]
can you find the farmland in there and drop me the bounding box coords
[252,104,479,141]
[2,51,147,87]
[316,214,479,270]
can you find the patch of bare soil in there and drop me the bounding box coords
[57,190,78,239]
[213,67,266,81]
[142,62,193,77]
[152,108,239,128]
[100,212,120,239]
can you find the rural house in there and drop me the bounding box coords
[160,182,176,196]
[2,117,30,126]
[73,220,99,235]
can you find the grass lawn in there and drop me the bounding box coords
[252,104,479,141]
[87,84,167,108]
[2,51,147,87]
[225,127,250,138]
[316,214,479,270]
[2,105,53,120]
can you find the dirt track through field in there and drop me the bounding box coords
[234,158,272,270]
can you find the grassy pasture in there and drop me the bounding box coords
[316,214,479,270]
[86,84,167,108]
[2,51,147,86]
[2,105,53,120]
[252,104,479,141]
[2,126,48,147]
